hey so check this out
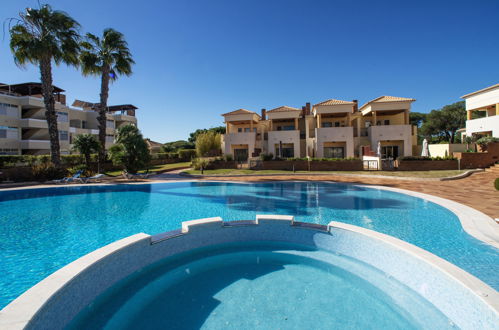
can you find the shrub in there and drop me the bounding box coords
[31,163,67,181]
[260,153,273,161]
[495,177,499,191]
[68,164,90,176]
[224,154,233,161]
[191,158,210,170]
[178,149,197,160]
[476,136,499,152]
[398,156,456,161]
[108,125,151,174]
[195,131,221,157]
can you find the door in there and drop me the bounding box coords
[234,148,248,162]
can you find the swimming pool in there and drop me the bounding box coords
[0,181,498,308]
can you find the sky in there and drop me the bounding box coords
[1,0,498,142]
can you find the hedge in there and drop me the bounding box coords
[398,156,456,161]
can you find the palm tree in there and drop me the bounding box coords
[72,134,100,167]
[79,28,134,165]
[9,5,80,167]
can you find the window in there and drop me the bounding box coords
[82,121,87,129]
[275,145,294,158]
[0,103,18,117]
[324,147,344,158]
[0,148,18,155]
[384,120,390,125]
[59,130,69,141]
[381,146,399,159]
[0,126,18,139]
[238,128,243,133]
[278,125,295,131]
[106,120,115,128]
[244,128,250,132]
[334,122,340,127]
[322,122,333,128]
[57,112,68,122]
[365,121,371,128]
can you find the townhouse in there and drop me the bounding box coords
[221,95,417,161]
[0,82,137,155]
[461,83,499,138]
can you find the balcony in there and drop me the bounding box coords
[20,118,47,129]
[466,115,499,136]
[368,125,412,141]
[222,132,256,145]
[113,114,136,123]
[21,139,50,149]
[316,127,353,142]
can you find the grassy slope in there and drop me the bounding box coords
[105,162,191,177]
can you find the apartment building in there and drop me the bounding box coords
[461,83,499,138]
[0,82,137,155]
[221,95,417,161]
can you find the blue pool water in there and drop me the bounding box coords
[0,181,498,308]
[69,242,456,329]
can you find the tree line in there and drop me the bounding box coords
[8,4,135,168]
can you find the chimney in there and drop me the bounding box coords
[352,100,358,112]
[306,102,311,115]
[261,108,266,120]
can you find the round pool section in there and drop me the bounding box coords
[0,181,498,309]
[1,216,497,329]
[70,245,453,329]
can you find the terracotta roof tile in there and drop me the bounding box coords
[267,106,301,113]
[313,99,354,107]
[221,109,259,116]
[359,95,415,110]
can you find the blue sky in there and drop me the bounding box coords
[1,0,498,142]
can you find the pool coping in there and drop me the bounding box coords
[0,216,497,329]
[0,179,497,248]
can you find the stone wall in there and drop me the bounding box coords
[454,142,499,169]
[397,160,458,171]
[258,160,363,171]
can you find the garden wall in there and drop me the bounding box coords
[257,160,363,171]
[454,142,499,169]
[397,160,458,171]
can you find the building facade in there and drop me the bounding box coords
[0,82,137,155]
[461,83,499,138]
[221,96,417,161]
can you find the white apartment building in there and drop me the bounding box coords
[0,82,138,155]
[461,83,499,138]
[221,96,417,161]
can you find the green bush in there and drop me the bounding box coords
[31,163,67,181]
[398,156,456,161]
[224,154,233,161]
[178,149,197,160]
[476,136,499,151]
[260,153,273,161]
[495,178,499,191]
[191,158,209,170]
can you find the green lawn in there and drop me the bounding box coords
[105,162,191,177]
[183,169,466,178]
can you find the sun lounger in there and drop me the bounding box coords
[83,173,106,183]
[123,170,150,180]
[52,170,84,184]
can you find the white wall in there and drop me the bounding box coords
[315,127,354,158]
[465,116,499,137]
[369,125,412,156]
[464,87,499,110]
[268,130,300,157]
